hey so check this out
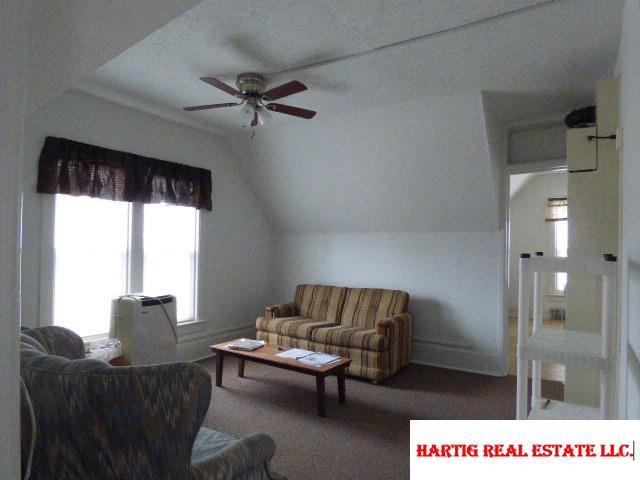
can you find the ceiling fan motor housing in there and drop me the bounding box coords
[236,73,267,95]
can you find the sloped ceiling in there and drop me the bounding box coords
[69,0,624,234]
[75,0,623,130]
[233,91,499,233]
[26,0,201,112]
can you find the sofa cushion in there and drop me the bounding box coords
[256,316,336,339]
[294,284,347,323]
[311,325,388,352]
[340,288,409,328]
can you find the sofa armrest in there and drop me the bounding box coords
[376,313,412,336]
[190,431,283,480]
[265,301,298,319]
[375,313,412,370]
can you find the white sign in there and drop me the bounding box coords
[411,420,640,478]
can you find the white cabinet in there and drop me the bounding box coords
[567,127,597,172]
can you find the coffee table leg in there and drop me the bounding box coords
[316,375,326,417]
[215,352,224,387]
[238,358,245,378]
[337,369,346,405]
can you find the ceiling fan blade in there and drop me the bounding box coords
[200,77,242,97]
[265,103,316,119]
[261,81,307,101]
[183,102,241,111]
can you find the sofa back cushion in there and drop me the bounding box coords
[294,284,347,323]
[340,288,409,328]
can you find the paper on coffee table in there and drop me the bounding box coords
[275,348,314,359]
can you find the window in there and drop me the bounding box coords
[554,220,568,293]
[143,203,198,322]
[546,197,568,294]
[52,195,199,337]
[53,196,130,337]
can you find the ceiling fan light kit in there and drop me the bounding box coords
[183,72,316,127]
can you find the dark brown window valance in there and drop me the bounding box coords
[37,136,212,211]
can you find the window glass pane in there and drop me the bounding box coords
[54,195,130,337]
[554,220,568,293]
[143,203,198,322]
[556,272,567,293]
[555,220,568,257]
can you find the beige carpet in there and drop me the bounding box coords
[198,357,563,480]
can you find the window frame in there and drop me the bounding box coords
[40,195,204,339]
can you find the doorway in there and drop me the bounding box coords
[506,170,568,383]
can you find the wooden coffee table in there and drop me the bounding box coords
[209,340,351,417]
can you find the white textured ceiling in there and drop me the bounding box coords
[75,0,624,130]
[71,0,623,234]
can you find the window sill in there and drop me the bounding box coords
[177,319,207,334]
[547,293,566,298]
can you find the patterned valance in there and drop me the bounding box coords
[545,197,567,222]
[37,136,212,210]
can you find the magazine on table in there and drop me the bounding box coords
[225,339,265,351]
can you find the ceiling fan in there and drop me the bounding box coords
[183,73,316,127]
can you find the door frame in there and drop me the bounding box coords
[501,158,567,375]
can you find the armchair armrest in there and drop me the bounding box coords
[21,356,212,479]
[190,430,283,480]
[265,301,298,318]
[22,325,85,359]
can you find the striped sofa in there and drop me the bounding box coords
[256,285,411,382]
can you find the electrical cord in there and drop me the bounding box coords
[117,295,179,343]
[148,296,179,343]
[19,376,36,480]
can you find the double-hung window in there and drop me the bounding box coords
[51,195,199,337]
[143,203,199,323]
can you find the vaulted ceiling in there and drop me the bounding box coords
[76,0,623,130]
[71,0,624,233]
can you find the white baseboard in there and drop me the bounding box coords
[177,324,255,362]
[411,340,505,376]
[178,328,506,376]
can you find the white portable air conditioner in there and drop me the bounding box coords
[109,294,178,365]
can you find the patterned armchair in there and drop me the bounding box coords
[256,284,411,382]
[20,326,286,480]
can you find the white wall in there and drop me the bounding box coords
[617,0,640,419]
[233,91,501,234]
[0,2,28,476]
[244,90,508,375]
[508,124,567,164]
[21,90,273,361]
[565,79,619,407]
[271,231,505,375]
[508,172,568,313]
